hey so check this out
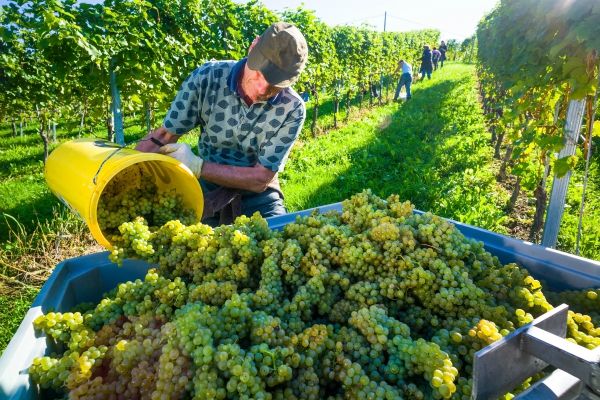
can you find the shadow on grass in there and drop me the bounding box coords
[0,148,46,178]
[1,132,46,147]
[290,72,490,215]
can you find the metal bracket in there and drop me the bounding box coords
[472,304,600,400]
[523,327,600,392]
[472,304,569,399]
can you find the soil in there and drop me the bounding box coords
[490,151,537,243]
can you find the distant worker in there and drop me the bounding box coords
[420,45,433,80]
[432,47,442,70]
[136,22,308,225]
[393,60,413,101]
[439,40,448,68]
[371,82,380,99]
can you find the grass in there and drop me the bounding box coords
[0,289,38,351]
[282,64,508,232]
[0,209,101,291]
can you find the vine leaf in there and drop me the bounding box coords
[554,155,579,178]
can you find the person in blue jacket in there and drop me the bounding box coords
[419,45,433,80]
[439,41,448,68]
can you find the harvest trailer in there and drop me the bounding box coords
[1,203,599,399]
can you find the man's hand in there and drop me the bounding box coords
[159,143,204,178]
[136,126,178,153]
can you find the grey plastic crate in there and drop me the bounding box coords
[1,202,599,399]
[0,254,150,400]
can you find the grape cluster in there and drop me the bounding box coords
[97,166,197,261]
[31,190,600,399]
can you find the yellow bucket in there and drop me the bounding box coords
[45,138,204,249]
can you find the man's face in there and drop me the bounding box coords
[245,68,283,102]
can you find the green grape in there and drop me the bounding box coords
[30,190,600,399]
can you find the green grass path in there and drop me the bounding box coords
[0,289,38,352]
[282,63,508,232]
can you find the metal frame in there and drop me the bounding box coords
[472,304,600,400]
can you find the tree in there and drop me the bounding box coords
[477,0,600,245]
[1,0,98,160]
[283,7,337,136]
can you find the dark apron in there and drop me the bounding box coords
[200,177,286,226]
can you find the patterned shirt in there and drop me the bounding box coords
[163,59,305,173]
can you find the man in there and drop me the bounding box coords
[136,22,308,225]
[439,41,448,68]
[393,60,412,101]
[432,47,441,70]
[420,45,433,80]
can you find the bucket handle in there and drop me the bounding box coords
[92,137,165,185]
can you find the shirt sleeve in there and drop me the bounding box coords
[258,103,305,172]
[163,66,207,135]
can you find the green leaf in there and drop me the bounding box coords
[129,94,142,105]
[553,155,578,178]
[593,121,600,138]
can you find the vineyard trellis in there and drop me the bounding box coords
[0,0,439,148]
[476,0,600,251]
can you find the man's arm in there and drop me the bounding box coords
[136,126,179,153]
[159,142,276,192]
[137,66,206,152]
[201,162,276,193]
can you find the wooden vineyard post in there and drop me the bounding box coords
[541,98,586,248]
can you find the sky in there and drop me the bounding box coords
[236,0,499,42]
[0,0,499,42]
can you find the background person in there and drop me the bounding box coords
[439,40,448,68]
[420,45,433,80]
[393,60,413,101]
[432,47,441,70]
[136,22,308,225]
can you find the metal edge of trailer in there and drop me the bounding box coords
[515,369,584,400]
[471,304,570,400]
[1,202,600,399]
[444,215,600,290]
